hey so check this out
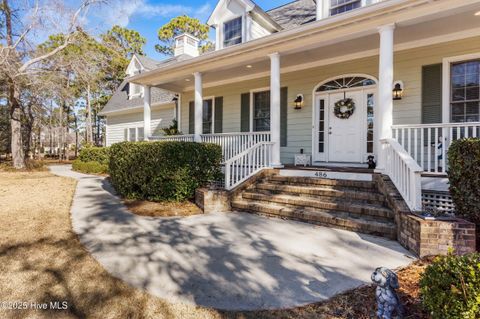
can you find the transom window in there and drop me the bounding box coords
[317,76,376,92]
[253,91,270,132]
[223,17,242,48]
[450,60,480,123]
[330,0,361,16]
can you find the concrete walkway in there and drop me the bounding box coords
[50,165,415,311]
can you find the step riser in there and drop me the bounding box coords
[232,201,396,240]
[267,176,376,189]
[242,192,394,221]
[256,183,386,203]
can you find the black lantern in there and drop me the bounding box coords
[294,94,304,110]
[392,81,403,100]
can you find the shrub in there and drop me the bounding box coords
[109,141,222,201]
[72,160,108,174]
[420,252,480,319]
[78,146,110,165]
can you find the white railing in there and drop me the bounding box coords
[200,132,271,162]
[392,122,480,174]
[224,142,274,190]
[380,138,423,212]
[151,134,195,142]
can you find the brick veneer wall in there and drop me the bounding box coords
[374,174,476,257]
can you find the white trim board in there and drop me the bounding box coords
[279,169,373,182]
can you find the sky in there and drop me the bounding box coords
[88,0,293,58]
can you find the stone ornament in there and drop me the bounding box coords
[371,267,404,319]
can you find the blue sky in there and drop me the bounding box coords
[90,0,293,58]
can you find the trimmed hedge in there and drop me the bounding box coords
[420,252,480,319]
[447,138,480,226]
[109,141,222,201]
[78,146,110,165]
[72,160,108,174]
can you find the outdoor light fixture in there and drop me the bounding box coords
[475,11,480,16]
[392,81,404,100]
[246,65,253,68]
[294,94,304,109]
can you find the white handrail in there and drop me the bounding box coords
[392,122,480,174]
[200,132,271,162]
[380,138,423,212]
[224,142,274,190]
[151,134,195,142]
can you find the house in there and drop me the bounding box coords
[101,0,479,253]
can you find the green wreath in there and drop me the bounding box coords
[334,98,355,119]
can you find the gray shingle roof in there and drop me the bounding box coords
[266,0,317,30]
[101,54,179,115]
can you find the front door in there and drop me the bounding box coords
[327,90,364,162]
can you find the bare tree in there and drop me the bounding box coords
[0,0,104,168]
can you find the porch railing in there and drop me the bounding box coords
[150,134,195,142]
[392,122,480,174]
[200,132,271,162]
[224,142,274,190]
[380,138,423,211]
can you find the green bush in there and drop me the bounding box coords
[447,138,480,226]
[72,160,108,174]
[78,146,110,165]
[109,141,222,201]
[420,252,480,319]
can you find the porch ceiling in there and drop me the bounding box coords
[132,0,480,92]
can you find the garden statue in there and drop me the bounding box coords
[371,267,404,319]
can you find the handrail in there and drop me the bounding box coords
[392,122,480,129]
[200,131,271,137]
[224,142,274,190]
[380,138,423,211]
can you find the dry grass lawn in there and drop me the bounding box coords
[0,170,429,319]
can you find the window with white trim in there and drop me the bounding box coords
[124,127,144,141]
[330,0,361,16]
[253,90,270,132]
[203,99,214,134]
[450,59,480,122]
[223,17,242,48]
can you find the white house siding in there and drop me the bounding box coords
[106,111,143,146]
[180,36,480,164]
[249,18,271,40]
[151,105,176,136]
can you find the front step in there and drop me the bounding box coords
[232,171,398,239]
[231,199,397,239]
[242,191,393,221]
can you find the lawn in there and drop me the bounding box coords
[0,170,429,319]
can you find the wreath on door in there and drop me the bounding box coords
[334,98,355,119]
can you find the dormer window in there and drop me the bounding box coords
[223,17,242,47]
[330,0,361,16]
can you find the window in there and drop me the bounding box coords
[223,17,242,47]
[330,0,361,16]
[129,128,136,141]
[253,91,270,132]
[450,60,480,122]
[366,93,374,153]
[203,99,213,134]
[137,127,144,141]
[318,99,325,153]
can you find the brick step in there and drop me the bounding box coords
[231,199,397,239]
[267,175,376,190]
[241,191,394,221]
[255,182,386,203]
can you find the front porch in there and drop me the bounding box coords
[133,1,480,211]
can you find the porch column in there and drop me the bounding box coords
[269,52,282,167]
[376,24,395,170]
[194,72,203,142]
[143,85,151,140]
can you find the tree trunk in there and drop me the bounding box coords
[86,84,93,144]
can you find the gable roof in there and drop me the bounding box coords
[266,0,317,30]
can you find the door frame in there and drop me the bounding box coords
[311,74,378,163]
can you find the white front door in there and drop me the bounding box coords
[328,90,364,162]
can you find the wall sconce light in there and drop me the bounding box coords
[393,81,404,100]
[294,94,304,110]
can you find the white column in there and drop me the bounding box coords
[376,24,395,171]
[215,25,221,50]
[143,85,151,140]
[177,94,182,131]
[269,52,282,168]
[194,72,203,142]
[316,0,325,20]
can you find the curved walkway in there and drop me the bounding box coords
[50,165,414,311]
